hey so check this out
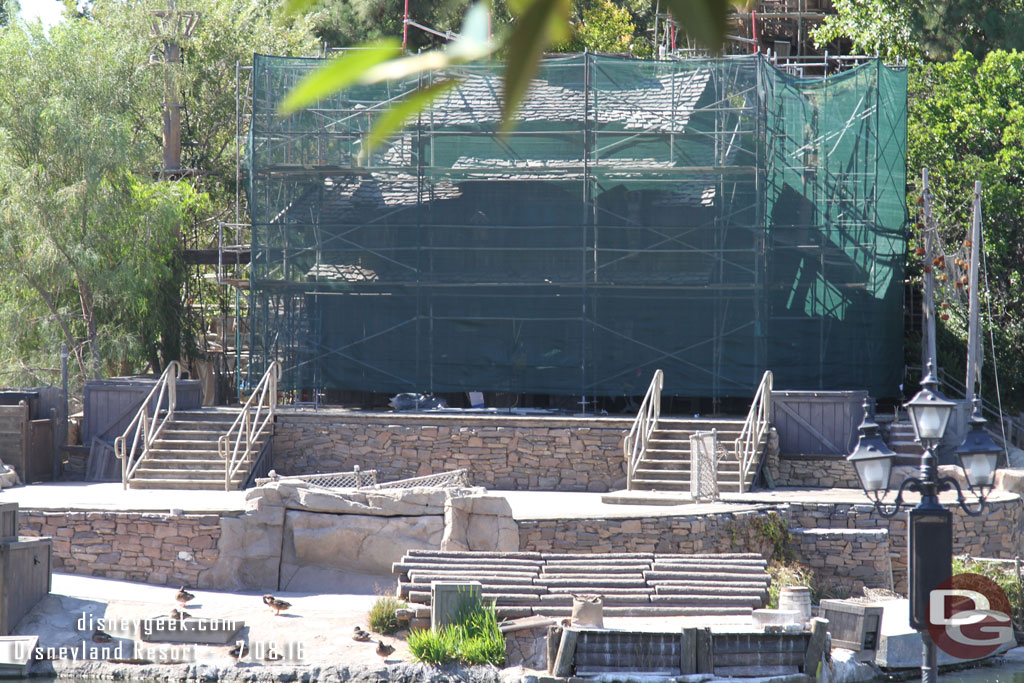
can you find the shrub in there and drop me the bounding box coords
[408,589,505,667]
[408,625,458,664]
[767,562,819,608]
[953,555,1024,631]
[369,595,407,635]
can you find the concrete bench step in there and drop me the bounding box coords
[644,571,769,582]
[533,578,648,588]
[645,565,767,577]
[654,584,768,596]
[406,571,539,583]
[649,579,769,589]
[535,605,753,617]
[393,562,540,575]
[406,550,545,559]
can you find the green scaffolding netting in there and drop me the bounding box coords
[245,53,907,399]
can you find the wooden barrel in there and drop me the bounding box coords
[778,586,812,622]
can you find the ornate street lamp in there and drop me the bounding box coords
[847,362,1003,683]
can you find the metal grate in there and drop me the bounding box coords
[256,468,469,490]
[689,430,723,502]
[375,468,469,490]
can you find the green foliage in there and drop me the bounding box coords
[766,562,820,609]
[0,0,317,389]
[368,595,407,635]
[812,0,1024,60]
[953,556,1024,631]
[407,625,459,664]
[560,0,637,54]
[752,512,794,564]
[408,590,505,668]
[907,50,1024,411]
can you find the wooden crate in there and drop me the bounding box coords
[0,537,52,636]
[0,504,17,543]
[820,599,883,657]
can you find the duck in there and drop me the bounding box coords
[170,609,192,620]
[262,594,291,616]
[92,629,114,644]
[352,626,372,642]
[175,586,195,606]
[228,641,249,662]
[376,640,395,659]
[264,650,284,662]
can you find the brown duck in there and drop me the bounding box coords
[92,629,114,644]
[175,586,195,606]
[262,594,292,616]
[353,626,372,642]
[376,640,395,659]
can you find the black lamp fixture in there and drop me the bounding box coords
[847,361,1005,683]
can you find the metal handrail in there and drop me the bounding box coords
[114,361,182,490]
[733,370,773,494]
[624,369,663,490]
[219,361,281,491]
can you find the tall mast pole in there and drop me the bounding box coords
[965,180,983,401]
[921,168,937,372]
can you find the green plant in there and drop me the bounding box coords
[408,626,459,665]
[751,512,795,564]
[953,555,1024,631]
[767,562,819,609]
[408,589,506,667]
[369,595,407,635]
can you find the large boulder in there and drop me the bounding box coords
[283,509,444,575]
[441,494,519,552]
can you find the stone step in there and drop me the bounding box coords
[645,571,769,582]
[644,566,767,578]
[152,439,231,451]
[533,577,648,588]
[535,605,753,617]
[629,480,690,491]
[132,467,237,479]
[406,571,539,582]
[127,477,244,490]
[652,557,768,567]
[536,565,647,573]
[393,562,541,575]
[406,549,544,559]
[143,448,224,459]
[653,584,767,597]
[135,459,227,471]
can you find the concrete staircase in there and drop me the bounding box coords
[394,550,769,620]
[127,409,267,490]
[629,418,761,494]
[886,421,922,457]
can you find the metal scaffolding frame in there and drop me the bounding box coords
[234,53,907,402]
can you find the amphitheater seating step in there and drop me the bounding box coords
[393,550,770,619]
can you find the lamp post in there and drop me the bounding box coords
[847,362,1003,683]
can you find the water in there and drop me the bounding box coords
[941,658,1024,682]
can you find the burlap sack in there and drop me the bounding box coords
[571,594,603,628]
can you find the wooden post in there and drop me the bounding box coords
[803,617,829,676]
[695,627,713,674]
[553,628,578,677]
[680,627,697,674]
[546,625,561,674]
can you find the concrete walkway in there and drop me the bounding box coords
[4,481,1018,520]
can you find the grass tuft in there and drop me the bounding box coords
[369,595,407,635]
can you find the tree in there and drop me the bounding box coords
[812,0,1024,60]
[906,50,1024,408]
[0,18,207,384]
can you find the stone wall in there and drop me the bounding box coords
[518,506,785,557]
[790,528,891,597]
[19,510,224,587]
[766,455,860,489]
[272,411,630,492]
[788,497,1024,595]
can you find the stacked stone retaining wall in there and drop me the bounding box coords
[272,411,630,492]
[767,455,861,488]
[19,510,225,587]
